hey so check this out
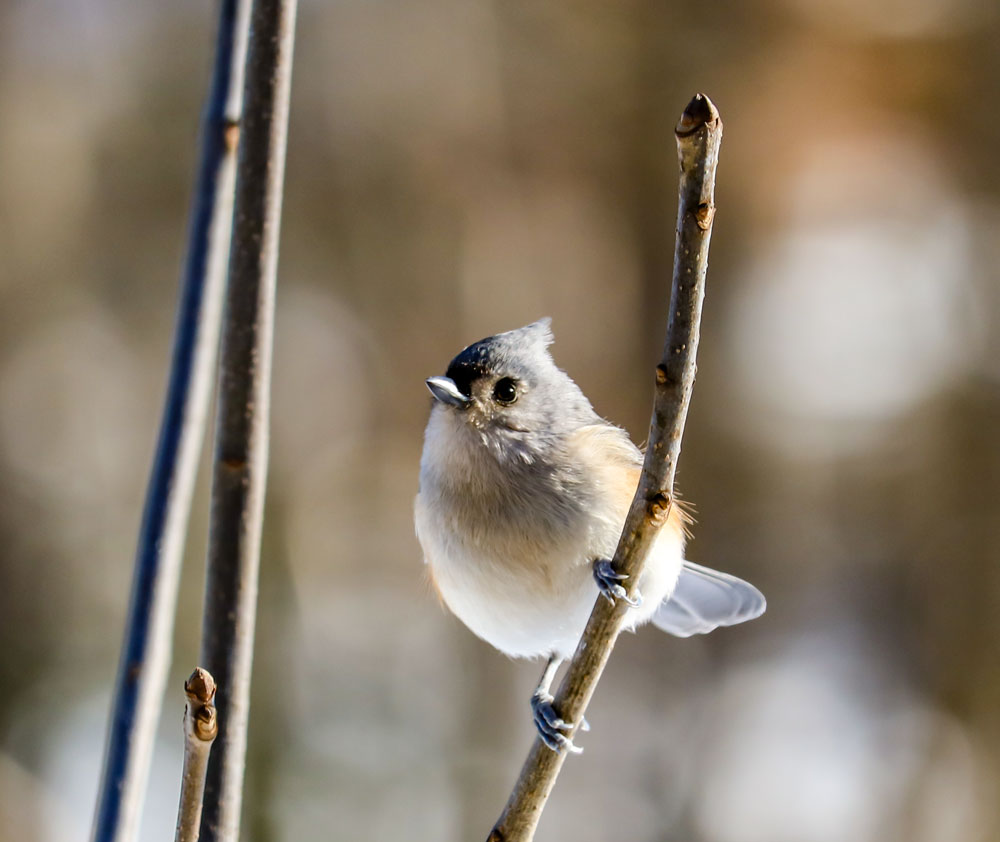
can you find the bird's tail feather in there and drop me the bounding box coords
[652,561,766,638]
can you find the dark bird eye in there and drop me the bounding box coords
[492,377,518,405]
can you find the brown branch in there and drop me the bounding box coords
[175,669,219,842]
[488,93,723,842]
[197,0,298,840]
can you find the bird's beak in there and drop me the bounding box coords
[426,376,471,408]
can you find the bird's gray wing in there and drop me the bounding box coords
[652,561,766,638]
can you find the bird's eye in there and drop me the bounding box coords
[492,377,518,405]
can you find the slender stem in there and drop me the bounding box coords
[90,5,251,842]
[175,669,219,842]
[197,1,297,840]
[488,93,723,842]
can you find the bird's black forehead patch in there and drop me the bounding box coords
[444,360,487,398]
[445,337,525,396]
[447,336,495,372]
[443,325,549,396]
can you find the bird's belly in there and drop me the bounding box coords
[428,533,597,659]
[417,500,686,659]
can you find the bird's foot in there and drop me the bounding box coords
[531,692,582,754]
[593,559,641,607]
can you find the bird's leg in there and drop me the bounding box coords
[530,655,582,754]
[593,558,641,607]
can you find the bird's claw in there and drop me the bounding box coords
[593,559,642,607]
[531,693,583,754]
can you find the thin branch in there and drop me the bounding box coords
[197,1,298,840]
[175,669,219,842]
[488,93,723,842]
[91,4,251,842]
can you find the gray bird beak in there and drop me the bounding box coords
[426,376,471,408]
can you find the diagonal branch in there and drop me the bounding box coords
[488,93,723,842]
[197,0,298,840]
[91,4,252,842]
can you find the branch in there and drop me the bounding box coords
[197,1,298,840]
[91,5,252,842]
[175,669,219,842]
[488,93,723,842]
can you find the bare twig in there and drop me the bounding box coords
[488,93,723,842]
[91,5,252,842]
[197,1,297,840]
[175,669,219,842]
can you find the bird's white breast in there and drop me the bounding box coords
[415,407,686,659]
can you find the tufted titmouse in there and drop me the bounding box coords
[415,319,765,752]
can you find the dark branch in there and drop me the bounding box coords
[197,1,298,840]
[91,4,252,842]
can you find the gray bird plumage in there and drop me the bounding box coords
[416,317,765,653]
[654,561,767,637]
[441,318,600,438]
[415,319,765,751]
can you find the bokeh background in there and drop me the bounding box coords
[2,1,999,840]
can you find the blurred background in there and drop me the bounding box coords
[1,0,999,840]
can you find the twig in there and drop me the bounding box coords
[91,5,252,842]
[175,669,219,842]
[197,1,297,840]
[488,93,723,842]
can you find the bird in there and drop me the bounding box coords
[414,318,765,753]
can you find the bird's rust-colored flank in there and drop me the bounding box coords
[622,466,695,540]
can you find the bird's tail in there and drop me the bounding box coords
[651,561,766,638]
